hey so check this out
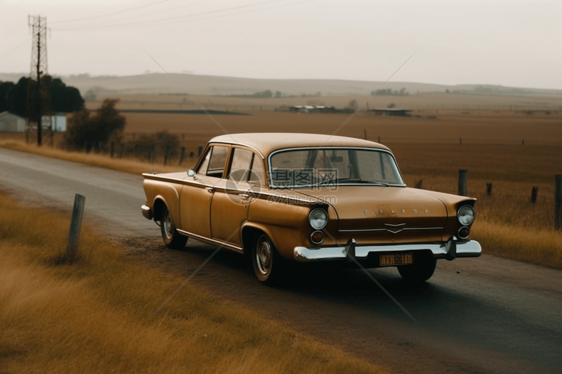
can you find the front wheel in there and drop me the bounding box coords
[160,206,188,250]
[252,234,286,285]
[397,256,436,283]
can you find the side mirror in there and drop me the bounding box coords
[187,169,196,177]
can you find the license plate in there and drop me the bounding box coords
[380,253,413,266]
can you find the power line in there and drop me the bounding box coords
[52,0,283,30]
[50,0,179,24]
[0,37,31,59]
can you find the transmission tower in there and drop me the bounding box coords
[26,15,52,146]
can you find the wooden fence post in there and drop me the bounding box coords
[486,183,492,196]
[554,174,562,231]
[67,194,86,262]
[458,170,467,196]
[198,146,203,157]
[179,147,186,165]
[110,142,114,158]
[531,187,538,204]
[120,143,125,158]
[164,145,170,166]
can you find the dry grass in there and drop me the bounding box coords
[0,140,191,175]
[0,193,387,374]
[472,219,562,268]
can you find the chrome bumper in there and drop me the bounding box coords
[141,205,152,220]
[294,239,481,263]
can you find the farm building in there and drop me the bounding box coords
[289,105,336,113]
[369,108,411,117]
[0,112,67,132]
[0,111,25,132]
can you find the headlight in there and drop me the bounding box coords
[309,208,328,230]
[457,205,475,226]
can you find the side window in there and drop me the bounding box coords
[249,156,265,186]
[228,148,253,182]
[197,148,212,174]
[206,146,228,178]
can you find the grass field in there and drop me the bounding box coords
[0,193,387,374]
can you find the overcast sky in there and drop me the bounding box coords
[1,0,561,89]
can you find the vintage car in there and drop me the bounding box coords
[141,133,481,285]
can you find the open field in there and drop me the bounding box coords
[2,106,562,268]
[0,192,386,374]
[87,92,562,112]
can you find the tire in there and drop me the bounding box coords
[160,206,188,250]
[252,233,286,286]
[398,256,436,283]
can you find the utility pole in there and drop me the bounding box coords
[26,15,51,146]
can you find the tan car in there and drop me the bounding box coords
[141,133,481,284]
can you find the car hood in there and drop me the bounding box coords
[296,186,464,234]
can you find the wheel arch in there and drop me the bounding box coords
[241,223,284,258]
[152,197,168,222]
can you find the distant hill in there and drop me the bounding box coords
[1,72,561,97]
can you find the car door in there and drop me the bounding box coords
[180,144,229,238]
[210,147,263,246]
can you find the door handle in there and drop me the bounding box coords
[206,187,214,194]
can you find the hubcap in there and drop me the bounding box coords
[256,238,272,275]
[163,212,173,239]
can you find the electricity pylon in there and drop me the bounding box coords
[26,15,52,146]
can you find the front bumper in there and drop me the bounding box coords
[141,205,152,220]
[294,238,481,263]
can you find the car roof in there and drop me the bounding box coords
[209,133,390,157]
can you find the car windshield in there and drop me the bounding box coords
[269,148,404,187]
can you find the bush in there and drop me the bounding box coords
[130,131,180,160]
[64,99,125,151]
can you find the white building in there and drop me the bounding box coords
[45,114,67,132]
[0,111,26,132]
[0,111,67,132]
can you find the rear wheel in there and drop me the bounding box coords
[160,206,188,250]
[252,233,286,285]
[398,256,436,283]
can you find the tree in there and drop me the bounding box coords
[5,77,29,117]
[47,76,85,113]
[0,81,15,113]
[275,91,282,98]
[2,75,84,117]
[64,99,125,150]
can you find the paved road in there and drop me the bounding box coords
[1,147,561,374]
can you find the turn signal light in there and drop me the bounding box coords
[310,231,324,245]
